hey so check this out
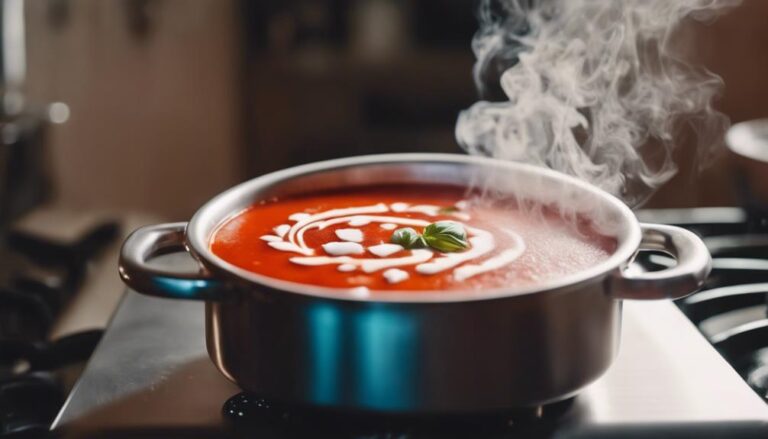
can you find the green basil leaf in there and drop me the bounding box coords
[390,227,426,249]
[422,221,469,252]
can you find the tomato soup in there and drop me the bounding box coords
[210,185,616,292]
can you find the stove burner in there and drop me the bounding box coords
[0,214,117,437]
[712,320,768,401]
[222,392,574,438]
[681,284,768,325]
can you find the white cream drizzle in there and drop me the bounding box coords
[289,213,311,222]
[273,224,291,238]
[335,228,363,242]
[262,200,527,284]
[318,215,429,230]
[322,242,364,255]
[289,204,389,251]
[296,215,430,249]
[268,241,313,255]
[453,231,526,281]
[360,250,434,272]
[348,216,371,226]
[390,202,409,212]
[368,243,404,257]
[383,268,409,284]
[290,249,434,273]
[404,204,440,216]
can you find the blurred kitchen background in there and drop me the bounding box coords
[1,0,768,434]
[12,0,767,220]
[15,0,768,219]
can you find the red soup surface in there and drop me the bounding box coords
[210,185,617,292]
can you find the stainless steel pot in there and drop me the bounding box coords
[118,153,711,413]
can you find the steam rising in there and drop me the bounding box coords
[457,0,737,207]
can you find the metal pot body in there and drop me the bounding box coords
[205,280,620,412]
[119,154,711,413]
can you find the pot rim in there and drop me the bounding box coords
[186,153,642,303]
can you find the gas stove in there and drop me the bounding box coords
[0,209,120,438]
[49,208,768,438]
[635,207,768,405]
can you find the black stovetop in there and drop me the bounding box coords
[636,208,768,404]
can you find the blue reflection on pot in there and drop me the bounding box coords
[306,303,342,404]
[151,276,221,300]
[306,302,419,410]
[353,305,418,410]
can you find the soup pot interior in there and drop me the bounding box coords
[185,154,641,302]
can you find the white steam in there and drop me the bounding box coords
[456,0,737,207]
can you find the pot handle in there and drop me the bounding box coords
[608,223,711,300]
[119,222,226,300]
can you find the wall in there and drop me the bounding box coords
[647,0,768,207]
[23,0,242,220]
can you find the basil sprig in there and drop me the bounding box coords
[390,221,469,253]
[390,227,426,249]
[423,221,469,252]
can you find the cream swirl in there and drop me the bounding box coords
[260,202,525,284]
